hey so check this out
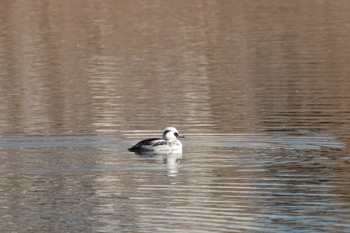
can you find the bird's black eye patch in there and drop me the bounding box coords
[174,132,179,138]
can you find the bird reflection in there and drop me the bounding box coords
[132,151,183,176]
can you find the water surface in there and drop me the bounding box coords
[1,1,350,232]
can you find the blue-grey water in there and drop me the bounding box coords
[1,1,350,232]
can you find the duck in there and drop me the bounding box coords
[128,127,183,153]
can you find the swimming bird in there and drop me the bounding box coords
[128,127,183,153]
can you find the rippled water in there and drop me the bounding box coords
[1,1,350,232]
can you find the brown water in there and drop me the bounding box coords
[1,1,350,232]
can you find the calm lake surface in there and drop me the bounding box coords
[1,1,350,232]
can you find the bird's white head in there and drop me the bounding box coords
[162,127,182,141]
